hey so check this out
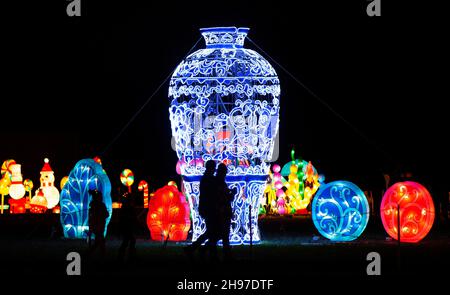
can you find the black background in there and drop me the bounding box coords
[2,0,448,200]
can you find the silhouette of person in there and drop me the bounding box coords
[88,190,109,259]
[118,192,137,263]
[216,163,234,260]
[184,160,218,259]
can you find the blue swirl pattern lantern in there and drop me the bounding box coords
[312,181,369,241]
[60,159,112,239]
[169,27,280,244]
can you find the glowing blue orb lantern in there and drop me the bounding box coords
[312,181,369,241]
[169,27,280,244]
[60,159,112,239]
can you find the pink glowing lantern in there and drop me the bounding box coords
[275,180,283,190]
[277,198,286,215]
[176,160,186,175]
[272,164,281,173]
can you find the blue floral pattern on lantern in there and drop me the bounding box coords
[60,159,112,239]
[312,181,369,241]
[169,27,280,245]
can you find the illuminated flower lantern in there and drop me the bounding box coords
[38,158,60,209]
[169,27,280,244]
[312,181,369,241]
[147,184,191,241]
[60,159,112,239]
[30,189,48,214]
[303,161,320,207]
[280,151,320,213]
[380,181,435,243]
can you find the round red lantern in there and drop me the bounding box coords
[147,185,190,242]
[380,181,435,243]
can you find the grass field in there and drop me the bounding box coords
[1,214,449,281]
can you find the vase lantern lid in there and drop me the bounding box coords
[200,26,250,49]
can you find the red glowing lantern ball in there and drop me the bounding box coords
[147,185,190,242]
[380,181,435,243]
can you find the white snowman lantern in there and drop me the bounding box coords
[9,164,26,200]
[39,158,60,209]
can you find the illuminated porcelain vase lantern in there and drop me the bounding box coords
[169,27,280,244]
[380,181,435,243]
[60,159,112,239]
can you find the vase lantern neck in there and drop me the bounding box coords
[200,27,249,49]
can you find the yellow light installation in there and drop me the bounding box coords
[0,177,10,214]
[285,163,301,213]
[60,176,69,190]
[1,159,15,214]
[167,180,178,188]
[112,202,122,209]
[24,179,33,210]
[24,179,33,199]
[302,161,320,210]
[260,151,321,215]
[261,170,276,215]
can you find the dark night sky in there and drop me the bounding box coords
[2,1,448,197]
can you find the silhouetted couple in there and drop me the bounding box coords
[185,160,234,261]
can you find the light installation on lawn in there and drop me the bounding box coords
[60,159,112,239]
[169,27,280,244]
[138,180,149,208]
[312,181,369,241]
[38,158,60,209]
[380,181,434,243]
[120,168,134,193]
[147,184,190,241]
[8,164,26,200]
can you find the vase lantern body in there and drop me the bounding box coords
[169,27,280,244]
